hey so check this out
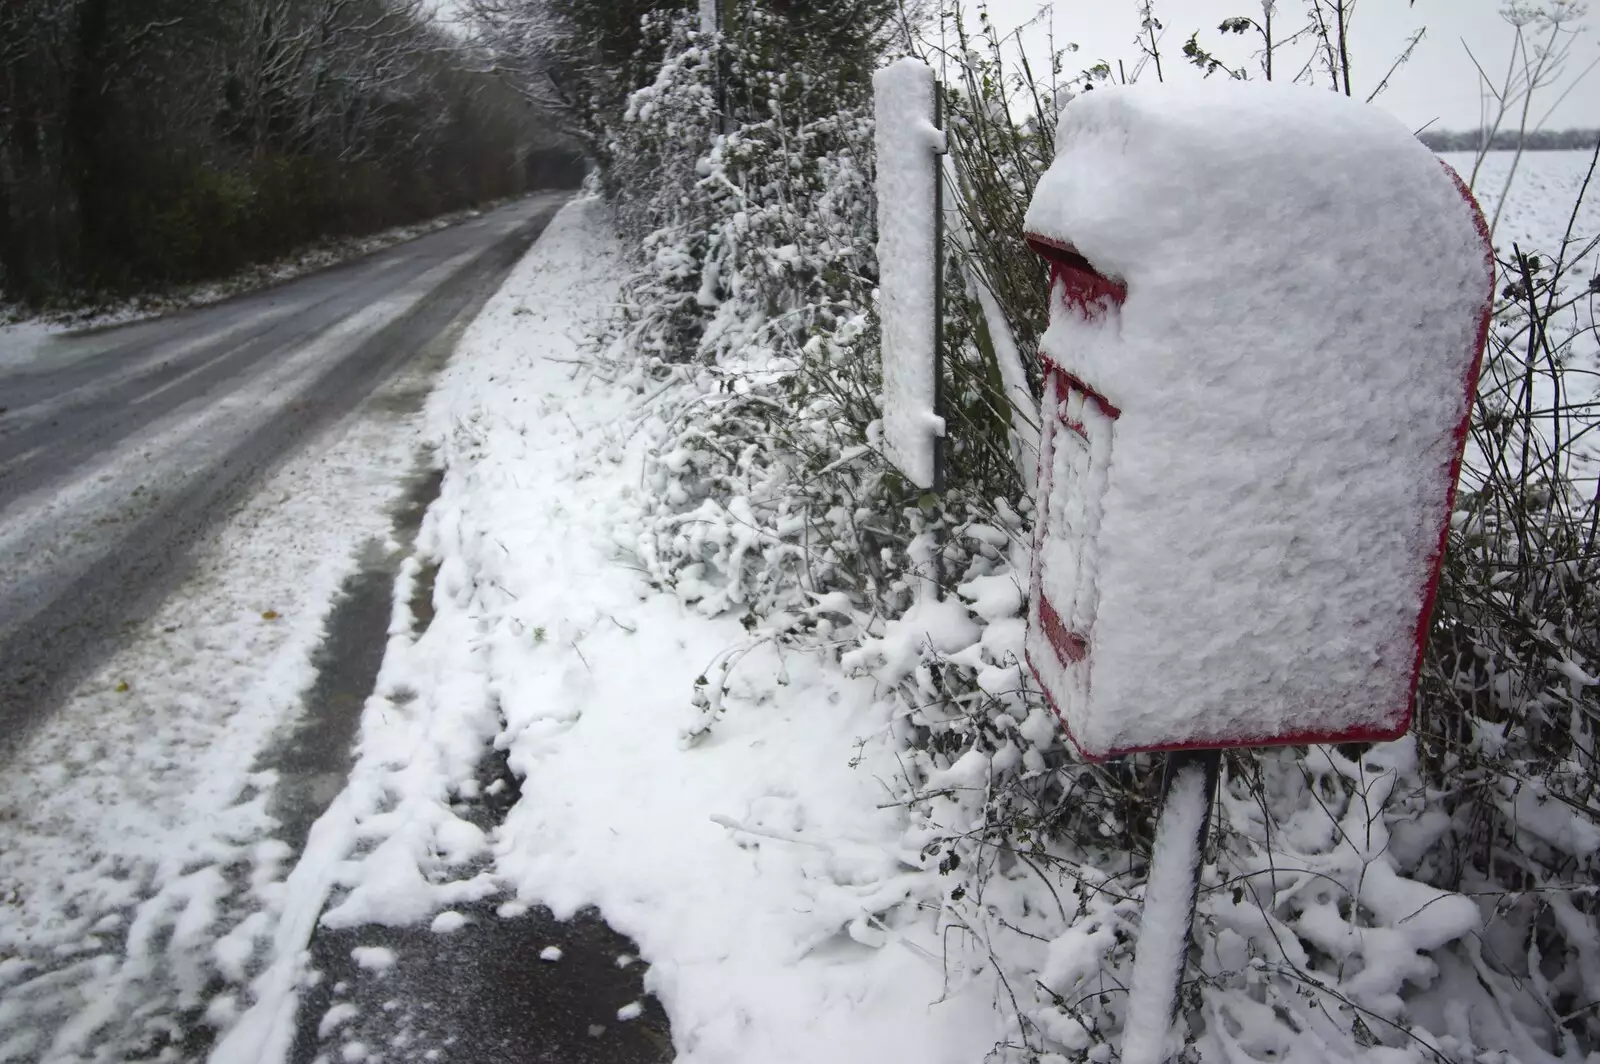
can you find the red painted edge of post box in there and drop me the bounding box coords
[1020,168,1494,761]
[1026,233,1128,314]
[1403,165,1496,733]
[1045,367,1122,422]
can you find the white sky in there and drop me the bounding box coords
[975,0,1600,132]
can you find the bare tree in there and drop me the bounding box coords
[1,0,573,304]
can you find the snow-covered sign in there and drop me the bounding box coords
[1022,83,1494,761]
[872,59,947,490]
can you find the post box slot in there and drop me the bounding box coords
[1026,233,1127,314]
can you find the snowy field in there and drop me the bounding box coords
[1445,149,1600,477]
[1442,149,1600,260]
[1444,149,1599,386]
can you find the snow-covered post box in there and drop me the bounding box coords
[1020,83,1493,1063]
[1023,83,1492,761]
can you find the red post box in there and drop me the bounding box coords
[1021,83,1494,761]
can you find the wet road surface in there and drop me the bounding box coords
[0,195,566,752]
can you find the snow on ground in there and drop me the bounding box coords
[0,274,464,623]
[224,196,1003,1064]
[1442,149,1600,261]
[0,346,433,1061]
[0,321,64,372]
[8,153,1578,1064]
[1444,149,1599,385]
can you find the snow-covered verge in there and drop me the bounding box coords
[217,196,1005,1063]
[0,361,431,1059]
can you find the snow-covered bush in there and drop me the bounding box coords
[1413,143,1600,1051]
[592,5,1026,626]
[598,8,892,622]
[550,0,1600,1058]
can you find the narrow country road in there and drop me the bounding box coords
[0,192,668,1064]
[0,194,567,749]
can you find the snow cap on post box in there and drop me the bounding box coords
[1022,82,1493,760]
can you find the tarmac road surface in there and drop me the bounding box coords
[0,194,569,754]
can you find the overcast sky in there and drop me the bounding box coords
[976,0,1599,132]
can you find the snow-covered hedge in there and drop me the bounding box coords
[568,3,1600,1059]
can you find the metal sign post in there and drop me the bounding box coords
[873,58,948,600]
[872,58,947,496]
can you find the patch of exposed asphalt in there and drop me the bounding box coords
[279,475,674,1064]
[255,322,671,1064]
